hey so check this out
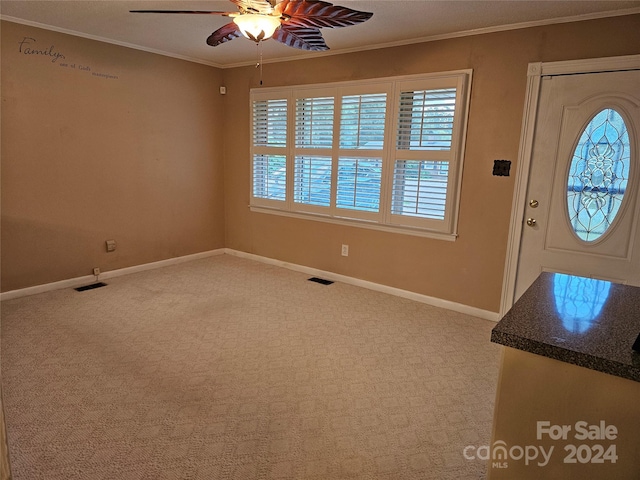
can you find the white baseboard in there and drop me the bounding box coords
[0,249,225,301]
[224,249,500,322]
[1,274,98,302]
[2,247,500,322]
[99,249,225,281]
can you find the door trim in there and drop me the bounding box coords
[499,54,640,318]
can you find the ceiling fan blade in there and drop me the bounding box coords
[129,10,232,15]
[275,0,373,29]
[272,24,328,51]
[207,22,243,47]
[229,0,274,15]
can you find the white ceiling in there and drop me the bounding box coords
[2,1,640,68]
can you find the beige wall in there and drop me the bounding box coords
[222,15,640,313]
[2,15,639,311]
[1,21,226,292]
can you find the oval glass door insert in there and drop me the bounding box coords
[567,108,631,242]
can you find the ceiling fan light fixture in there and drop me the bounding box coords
[132,1,373,51]
[233,14,281,42]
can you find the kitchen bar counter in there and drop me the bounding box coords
[491,272,640,382]
[488,273,640,479]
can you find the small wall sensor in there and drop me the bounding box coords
[219,86,227,95]
[493,160,511,176]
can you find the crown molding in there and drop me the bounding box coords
[0,15,225,68]
[3,7,640,69]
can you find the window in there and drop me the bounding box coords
[567,108,631,242]
[250,71,471,239]
[252,98,287,201]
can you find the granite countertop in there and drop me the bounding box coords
[492,272,640,382]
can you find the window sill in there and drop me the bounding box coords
[249,205,458,241]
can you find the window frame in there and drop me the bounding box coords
[249,70,472,240]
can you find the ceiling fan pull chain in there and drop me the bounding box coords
[257,41,264,86]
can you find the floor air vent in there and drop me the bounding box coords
[75,282,107,292]
[308,277,334,285]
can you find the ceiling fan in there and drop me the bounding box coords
[130,0,373,51]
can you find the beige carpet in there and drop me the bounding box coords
[1,254,501,479]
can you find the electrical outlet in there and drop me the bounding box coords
[93,267,100,276]
[341,244,349,257]
[105,240,116,252]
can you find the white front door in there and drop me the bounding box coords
[513,69,640,302]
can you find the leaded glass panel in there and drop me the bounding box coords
[567,108,631,242]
